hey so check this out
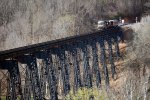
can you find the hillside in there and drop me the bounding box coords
[0,0,148,51]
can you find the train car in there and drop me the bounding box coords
[97,20,106,29]
[108,19,119,26]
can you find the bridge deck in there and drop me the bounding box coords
[0,30,102,60]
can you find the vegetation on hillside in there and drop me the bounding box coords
[0,0,148,50]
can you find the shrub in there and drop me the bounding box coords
[65,87,109,100]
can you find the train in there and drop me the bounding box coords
[97,19,120,29]
[97,18,128,30]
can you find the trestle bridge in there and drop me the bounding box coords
[0,26,124,100]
